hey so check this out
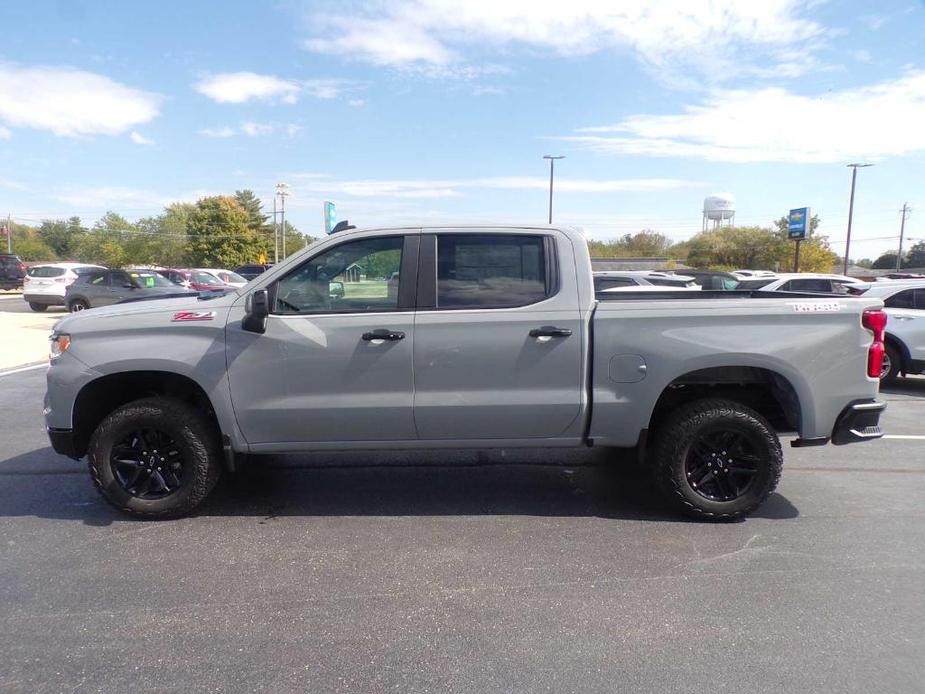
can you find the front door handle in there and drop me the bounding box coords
[529,326,573,338]
[362,329,405,342]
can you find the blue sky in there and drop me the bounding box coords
[1,0,924,261]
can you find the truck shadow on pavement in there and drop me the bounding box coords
[880,378,925,397]
[0,446,799,525]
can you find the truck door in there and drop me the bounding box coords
[226,233,419,445]
[412,230,584,440]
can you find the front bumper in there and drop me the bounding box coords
[831,400,886,445]
[47,427,80,459]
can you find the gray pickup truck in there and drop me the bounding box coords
[45,225,887,520]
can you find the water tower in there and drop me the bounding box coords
[702,193,736,231]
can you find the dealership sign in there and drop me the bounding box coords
[788,207,810,240]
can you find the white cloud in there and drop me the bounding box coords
[194,72,357,104]
[285,124,304,137]
[129,131,154,145]
[303,1,825,84]
[0,63,160,137]
[348,98,366,107]
[199,126,236,138]
[240,122,274,137]
[289,174,701,199]
[194,71,300,104]
[304,16,455,66]
[561,70,925,163]
[0,125,9,139]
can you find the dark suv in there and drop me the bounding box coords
[65,268,195,311]
[233,263,273,281]
[0,253,26,290]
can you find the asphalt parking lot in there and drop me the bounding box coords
[0,359,923,693]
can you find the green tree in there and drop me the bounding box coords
[685,226,786,270]
[234,190,270,232]
[587,229,672,258]
[10,223,55,261]
[905,242,925,269]
[186,196,263,267]
[37,217,86,259]
[73,212,137,266]
[872,252,900,270]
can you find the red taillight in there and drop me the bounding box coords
[18,263,25,272]
[863,309,887,378]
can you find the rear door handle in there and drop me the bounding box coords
[362,329,405,342]
[529,326,573,338]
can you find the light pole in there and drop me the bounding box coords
[543,155,564,224]
[843,163,873,275]
[272,195,278,264]
[276,182,289,258]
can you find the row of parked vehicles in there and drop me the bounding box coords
[593,269,925,383]
[21,263,249,312]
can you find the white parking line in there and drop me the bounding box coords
[882,435,925,440]
[0,363,47,377]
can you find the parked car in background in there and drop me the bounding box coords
[757,273,866,295]
[732,270,777,279]
[0,253,26,290]
[679,270,741,290]
[593,271,698,291]
[196,268,248,288]
[856,281,925,381]
[233,263,273,281]
[22,263,105,311]
[65,268,195,311]
[157,268,234,292]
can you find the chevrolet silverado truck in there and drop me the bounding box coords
[45,225,888,520]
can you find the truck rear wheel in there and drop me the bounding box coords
[652,398,782,521]
[87,397,221,519]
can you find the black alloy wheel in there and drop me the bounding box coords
[683,427,761,502]
[110,428,185,500]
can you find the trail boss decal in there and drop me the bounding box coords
[172,311,216,322]
[790,302,842,313]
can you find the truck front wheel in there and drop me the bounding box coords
[652,398,782,521]
[87,397,221,519]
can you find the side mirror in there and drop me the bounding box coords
[242,288,269,334]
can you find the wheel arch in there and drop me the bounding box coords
[647,366,803,436]
[884,332,910,372]
[71,371,223,459]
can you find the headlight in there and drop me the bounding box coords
[50,333,71,360]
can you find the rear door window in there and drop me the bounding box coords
[787,278,832,292]
[436,234,550,309]
[595,277,636,290]
[886,289,915,309]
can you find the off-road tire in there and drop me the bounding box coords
[88,397,221,519]
[28,302,48,312]
[652,398,782,521]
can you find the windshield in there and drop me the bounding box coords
[190,271,224,286]
[126,270,175,288]
[218,271,247,284]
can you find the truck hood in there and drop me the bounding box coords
[53,290,240,333]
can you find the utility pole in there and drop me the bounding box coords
[897,203,910,271]
[6,213,10,254]
[543,155,564,224]
[843,163,873,275]
[276,183,289,258]
[272,195,278,263]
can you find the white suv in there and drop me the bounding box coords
[23,263,106,311]
[859,281,925,381]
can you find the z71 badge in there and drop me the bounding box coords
[172,311,216,322]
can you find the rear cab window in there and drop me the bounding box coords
[434,234,553,309]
